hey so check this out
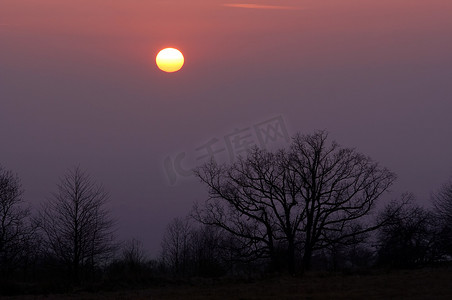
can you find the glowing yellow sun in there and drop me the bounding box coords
[156,48,184,73]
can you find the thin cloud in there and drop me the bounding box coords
[223,3,302,10]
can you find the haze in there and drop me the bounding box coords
[1,0,452,255]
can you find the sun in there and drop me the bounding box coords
[156,48,184,73]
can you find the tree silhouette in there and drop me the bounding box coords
[121,239,147,266]
[161,217,227,277]
[38,166,117,282]
[432,179,452,256]
[288,131,396,271]
[193,148,302,273]
[193,131,396,273]
[0,166,35,278]
[377,194,440,268]
[160,217,192,275]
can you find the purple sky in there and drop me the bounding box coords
[1,0,452,256]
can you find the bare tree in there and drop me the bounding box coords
[0,166,35,278]
[288,131,396,271]
[377,195,440,268]
[432,179,452,256]
[193,131,396,273]
[160,217,228,277]
[121,239,147,266]
[160,217,192,275]
[189,224,227,277]
[193,148,302,273]
[38,166,117,282]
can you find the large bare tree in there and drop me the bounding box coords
[288,131,396,270]
[193,148,303,273]
[39,166,117,282]
[0,166,35,278]
[193,131,396,273]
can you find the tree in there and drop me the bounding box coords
[38,166,117,282]
[160,217,227,277]
[193,148,302,273]
[189,224,227,277]
[432,179,452,256]
[121,239,147,266]
[377,195,440,268]
[106,238,149,283]
[0,166,35,278]
[288,131,396,271]
[160,217,192,275]
[193,131,396,273]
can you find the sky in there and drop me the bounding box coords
[1,0,452,256]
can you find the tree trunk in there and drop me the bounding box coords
[72,260,80,284]
[287,240,295,275]
[302,246,312,273]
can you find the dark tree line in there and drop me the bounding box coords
[377,194,440,268]
[160,217,227,277]
[0,165,118,293]
[376,188,452,268]
[2,131,452,295]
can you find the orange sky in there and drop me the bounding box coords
[2,0,451,74]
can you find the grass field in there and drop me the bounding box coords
[4,267,452,299]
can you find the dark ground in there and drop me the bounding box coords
[3,267,452,299]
